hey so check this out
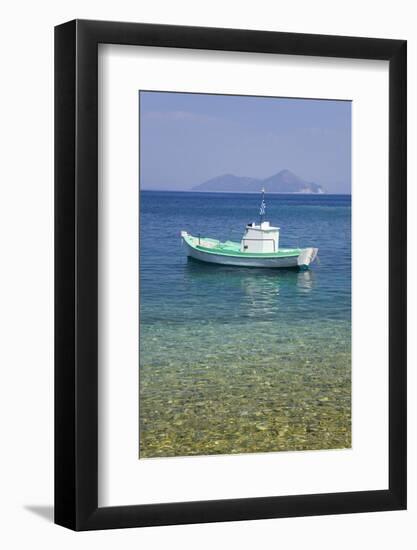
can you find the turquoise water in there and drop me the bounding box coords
[139,191,351,457]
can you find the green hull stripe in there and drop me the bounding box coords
[183,235,301,259]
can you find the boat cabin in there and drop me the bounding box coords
[240,221,280,253]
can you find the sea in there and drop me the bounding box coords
[139,191,351,458]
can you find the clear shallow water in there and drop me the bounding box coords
[139,191,351,457]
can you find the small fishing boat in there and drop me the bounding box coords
[181,189,318,269]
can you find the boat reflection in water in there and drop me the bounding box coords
[184,257,315,320]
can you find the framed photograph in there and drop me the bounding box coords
[55,20,406,530]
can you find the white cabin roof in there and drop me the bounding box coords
[246,221,279,231]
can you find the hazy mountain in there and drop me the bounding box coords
[193,169,325,194]
[192,173,260,192]
[261,169,325,194]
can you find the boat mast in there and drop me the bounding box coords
[259,187,266,225]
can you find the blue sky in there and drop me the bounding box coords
[140,91,351,194]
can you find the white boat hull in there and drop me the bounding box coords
[182,237,318,269]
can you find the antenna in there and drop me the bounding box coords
[259,187,266,224]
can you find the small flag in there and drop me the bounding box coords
[259,199,266,216]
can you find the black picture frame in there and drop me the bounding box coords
[55,19,407,531]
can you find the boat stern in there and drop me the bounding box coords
[297,247,319,269]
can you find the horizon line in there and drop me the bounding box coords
[141,188,352,195]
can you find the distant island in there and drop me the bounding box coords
[192,169,325,194]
